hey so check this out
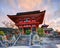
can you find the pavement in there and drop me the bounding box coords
[0,36,60,48]
[56,44,60,48]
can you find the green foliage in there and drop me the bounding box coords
[26,30,31,35]
[19,28,23,33]
[0,31,5,36]
[0,37,2,40]
[20,29,22,32]
[37,28,45,37]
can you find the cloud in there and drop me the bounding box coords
[18,0,43,11]
[47,18,60,30]
[0,0,60,30]
[7,0,16,10]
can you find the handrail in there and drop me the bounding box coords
[13,34,21,46]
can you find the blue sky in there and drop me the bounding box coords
[0,0,60,31]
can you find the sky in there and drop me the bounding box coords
[0,0,60,31]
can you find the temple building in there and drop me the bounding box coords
[41,23,53,35]
[41,23,49,34]
[7,10,46,34]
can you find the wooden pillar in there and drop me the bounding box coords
[36,25,39,32]
[31,27,32,33]
[22,27,24,35]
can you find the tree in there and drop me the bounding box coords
[2,21,18,29]
[26,30,31,35]
[0,31,5,36]
[37,28,45,37]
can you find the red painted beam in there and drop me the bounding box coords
[7,10,46,27]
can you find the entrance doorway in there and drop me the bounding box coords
[24,28,31,34]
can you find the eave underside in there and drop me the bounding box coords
[7,10,45,25]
